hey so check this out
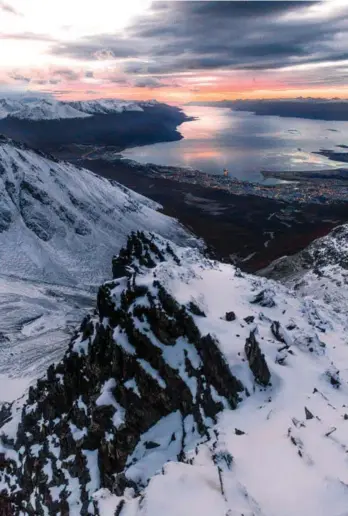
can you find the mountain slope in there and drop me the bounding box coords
[0,135,196,287]
[0,98,91,121]
[0,98,159,121]
[0,136,196,400]
[259,224,348,316]
[1,232,347,516]
[68,99,144,115]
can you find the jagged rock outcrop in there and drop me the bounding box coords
[0,232,244,515]
[2,230,347,516]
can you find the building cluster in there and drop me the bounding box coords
[154,167,348,204]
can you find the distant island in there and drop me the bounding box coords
[189,98,348,122]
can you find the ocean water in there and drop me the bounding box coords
[121,106,348,183]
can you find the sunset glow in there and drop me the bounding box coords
[1,1,348,102]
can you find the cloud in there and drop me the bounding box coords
[0,1,21,15]
[49,0,348,89]
[0,87,54,99]
[53,68,80,81]
[0,32,54,41]
[133,77,165,88]
[51,38,139,60]
[7,67,86,87]
[9,72,31,83]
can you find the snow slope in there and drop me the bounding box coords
[0,274,95,403]
[259,224,348,316]
[0,97,152,120]
[0,135,196,286]
[68,99,144,115]
[1,232,348,516]
[0,97,91,120]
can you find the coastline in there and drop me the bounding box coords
[74,155,348,272]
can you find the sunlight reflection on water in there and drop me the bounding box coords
[122,106,348,182]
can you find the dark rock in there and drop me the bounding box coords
[244,330,271,386]
[270,321,286,344]
[244,316,255,324]
[188,301,206,317]
[144,441,160,449]
[326,368,340,388]
[225,311,236,322]
[304,407,314,420]
[234,428,245,435]
[251,290,276,308]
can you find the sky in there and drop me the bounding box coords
[1,0,348,102]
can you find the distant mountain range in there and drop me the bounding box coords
[189,98,348,121]
[0,98,187,151]
[0,97,160,121]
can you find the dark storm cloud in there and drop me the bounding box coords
[52,36,139,60]
[50,1,348,80]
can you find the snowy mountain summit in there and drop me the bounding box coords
[67,99,145,115]
[0,97,91,121]
[1,230,348,515]
[0,97,154,120]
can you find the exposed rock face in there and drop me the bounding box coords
[244,330,271,386]
[0,232,244,515]
[251,289,276,308]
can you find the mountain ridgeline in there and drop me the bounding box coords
[2,228,348,515]
[0,99,189,152]
[0,233,246,514]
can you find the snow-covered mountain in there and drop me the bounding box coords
[0,97,91,121]
[1,231,348,515]
[0,97,156,120]
[0,135,195,286]
[259,224,348,314]
[68,99,144,115]
[0,135,197,402]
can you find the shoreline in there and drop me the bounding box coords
[108,157,348,205]
[74,155,348,272]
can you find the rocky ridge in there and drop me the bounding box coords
[0,233,246,514]
[1,231,348,516]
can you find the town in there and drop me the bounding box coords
[140,162,348,205]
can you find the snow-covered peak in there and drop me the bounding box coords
[0,97,91,120]
[68,98,144,115]
[1,231,348,515]
[0,96,165,120]
[0,137,196,286]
